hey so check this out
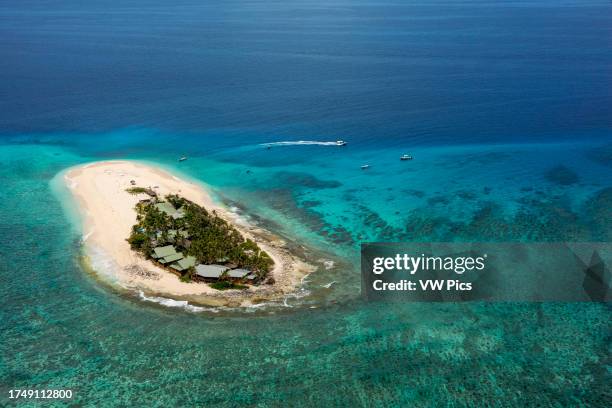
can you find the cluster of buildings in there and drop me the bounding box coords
[147,198,255,281]
[152,245,255,281]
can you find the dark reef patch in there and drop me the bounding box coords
[301,200,322,209]
[585,144,612,167]
[544,165,579,186]
[402,189,426,198]
[456,190,477,201]
[427,195,451,206]
[356,205,403,242]
[584,187,612,240]
[341,191,357,202]
[273,171,342,189]
[251,187,357,245]
[402,187,612,242]
[229,184,612,250]
[323,225,355,245]
[404,211,455,241]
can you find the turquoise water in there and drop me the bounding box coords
[1,0,612,405]
[0,134,610,406]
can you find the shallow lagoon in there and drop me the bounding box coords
[0,136,610,406]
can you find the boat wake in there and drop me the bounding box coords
[261,140,342,147]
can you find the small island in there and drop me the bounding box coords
[63,161,312,307]
[126,189,273,290]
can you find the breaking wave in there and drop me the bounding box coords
[64,174,78,189]
[86,245,121,283]
[137,291,218,313]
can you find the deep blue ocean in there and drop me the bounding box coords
[1,1,611,406]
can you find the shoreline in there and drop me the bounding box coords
[63,160,315,307]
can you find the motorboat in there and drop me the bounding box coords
[400,154,413,161]
[361,164,370,170]
[336,140,347,146]
[178,156,187,162]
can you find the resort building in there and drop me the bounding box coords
[152,245,197,272]
[152,245,177,259]
[156,229,189,242]
[155,202,185,219]
[152,245,254,280]
[226,269,251,279]
[195,264,228,279]
[160,252,183,264]
[170,255,196,272]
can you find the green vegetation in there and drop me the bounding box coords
[127,193,273,286]
[179,266,195,283]
[210,281,248,290]
[127,232,148,249]
[125,186,148,195]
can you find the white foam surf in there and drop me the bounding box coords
[64,174,78,189]
[137,291,218,313]
[83,229,95,241]
[85,245,121,283]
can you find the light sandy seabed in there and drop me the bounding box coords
[64,161,315,307]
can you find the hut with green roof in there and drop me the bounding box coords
[171,256,197,272]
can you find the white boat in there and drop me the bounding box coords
[178,156,187,162]
[336,140,347,146]
[361,164,370,170]
[400,154,413,161]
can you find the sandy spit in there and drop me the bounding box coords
[64,161,315,307]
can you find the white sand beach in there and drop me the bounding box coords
[64,161,314,307]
